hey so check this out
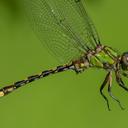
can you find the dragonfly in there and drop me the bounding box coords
[0,0,128,111]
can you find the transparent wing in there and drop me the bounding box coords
[25,0,101,63]
[67,0,101,45]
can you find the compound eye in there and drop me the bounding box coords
[121,53,128,69]
[122,53,128,66]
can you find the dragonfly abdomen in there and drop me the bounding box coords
[0,64,73,97]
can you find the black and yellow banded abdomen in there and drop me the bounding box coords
[0,64,72,97]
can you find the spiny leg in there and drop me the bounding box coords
[107,72,125,110]
[100,72,111,111]
[115,71,128,91]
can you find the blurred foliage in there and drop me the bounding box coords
[0,0,21,18]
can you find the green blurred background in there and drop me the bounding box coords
[0,0,128,128]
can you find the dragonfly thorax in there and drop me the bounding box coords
[72,45,119,73]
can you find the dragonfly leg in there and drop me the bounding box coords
[108,72,125,110]
[100,72,111,111]
[115,71,128,91]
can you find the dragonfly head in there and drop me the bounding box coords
[120,52,128,70]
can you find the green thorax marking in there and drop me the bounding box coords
[90,46,118,68]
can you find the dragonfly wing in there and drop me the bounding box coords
[67,0,101,45]
[25,0,100,63]
[47,0,101,49]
